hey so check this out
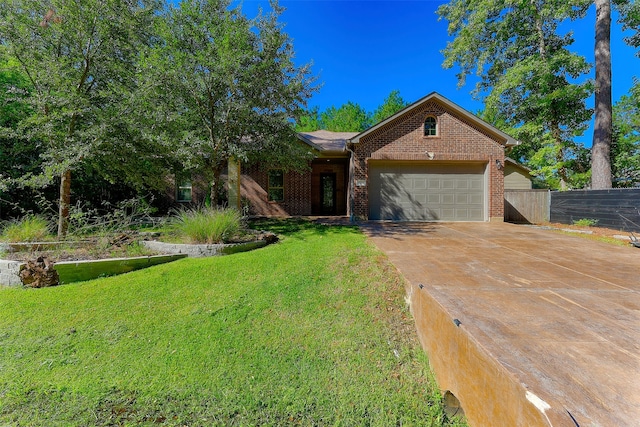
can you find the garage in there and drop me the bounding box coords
[369,162,486,221]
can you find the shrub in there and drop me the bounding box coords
[67,197,161,237]
[573,218,599,227]
[173,207,242,244]
[1,215,53,242]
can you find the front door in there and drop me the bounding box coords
[320,173,337,215]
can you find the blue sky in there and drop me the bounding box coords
[235,0,639,147]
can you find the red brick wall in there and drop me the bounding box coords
[352,100,505,220]
[241,164,312,216]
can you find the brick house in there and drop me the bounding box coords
[176,92,519,221]
[234,92,519,221]
[236,130,355,217]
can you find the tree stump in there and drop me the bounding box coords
[19,256,60,288]
[259,232,279,245]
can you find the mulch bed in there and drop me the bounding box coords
[542,222,635,238]
[2,233,158,262]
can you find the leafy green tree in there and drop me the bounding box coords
[611,94,640,187]
[297,91,406,133]
[320,101,370,132]
[617,1,640,96]
[0,51,51,217]
[295,106,322,132]
[438,0,593,190]
[617,0,640,49]
[372,90,408,124]
[141,0,316,205]
[0,51,35,182]
[0,51,31,130]
[0,0,163,237]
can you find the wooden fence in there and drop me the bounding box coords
[504,190,550,224]
[550,188,640,232]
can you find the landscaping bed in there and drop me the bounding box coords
[0,209,278,287]
[0,236,160,263]
[534,222,637,246]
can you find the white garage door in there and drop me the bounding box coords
[369,162,486,221]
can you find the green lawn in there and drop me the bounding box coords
[0,219,464,426]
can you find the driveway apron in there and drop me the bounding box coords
[361,222,640,427]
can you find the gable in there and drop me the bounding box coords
[360,100,506,156]
[349,92,518,148]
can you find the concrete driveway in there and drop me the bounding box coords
[361,222,640,427]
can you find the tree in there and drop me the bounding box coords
[438,0,592,190]
[320,101,370,132]
[372,90,408,124]
[611,94,640,187]
[0,0,163,237]
[296,91,407,133]
[616,1,640,95]
[0,50,51,218]
[591,0,613,189]
[142,0,316,205]
[295,106,321,132]
[589,0,639,189]
[0,50,31,130]
[617,0,640,50]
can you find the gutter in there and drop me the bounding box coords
[346,140,356,223]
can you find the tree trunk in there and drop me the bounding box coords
[57,169,71,238]
[591,0,613,189]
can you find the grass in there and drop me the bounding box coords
[557,230,629,247]
[572,218,599,227]
[0,219,464,426]
[1,215,53,243]
[543,221,631,247]
[171,207,243,244]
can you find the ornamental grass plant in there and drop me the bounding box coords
[0,215,54,242]
[172,207,243,244]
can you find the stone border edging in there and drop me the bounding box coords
[0,260,23,286]
[140,239,267,258]
[0,254,188,288]
[0,240,94,253]
[0,235,275,287]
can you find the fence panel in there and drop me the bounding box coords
[550,189,640,232]
[504,190,550,224]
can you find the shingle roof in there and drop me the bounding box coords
[297,130,359,152]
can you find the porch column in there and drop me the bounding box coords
[347,147,355,222]
[227,157,241,211]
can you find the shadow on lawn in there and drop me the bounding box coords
[358,221,439,240]
[249,217,359,237]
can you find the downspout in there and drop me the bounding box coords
[346,141,356,223]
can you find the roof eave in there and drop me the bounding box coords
[296,133,325,152]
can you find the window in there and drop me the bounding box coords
[268,169,284,202]
[424,116,437,136]
[177,178,193,202]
